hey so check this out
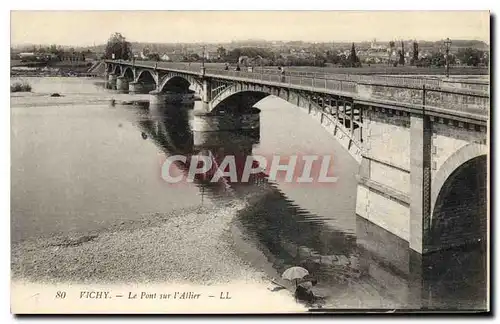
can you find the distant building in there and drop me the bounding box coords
[370,39,386,50]
[206,51,219,60]
[85,52,99,61]
[363,51,390,64]
[19,52,36,60]
[161,53,185,62]
[60,52,86,62]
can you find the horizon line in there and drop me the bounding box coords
[11,37,490,48]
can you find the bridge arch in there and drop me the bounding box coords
[211,89,270,114]
[428,143,487,252]
[208,85,362,162]
[158,74,203,95]
[135,69,158,86]
[112,65,122,76]
[159,76,191,93]
[122,66,135,81]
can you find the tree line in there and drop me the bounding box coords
[103,33,489,68]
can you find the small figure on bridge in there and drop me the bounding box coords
[280,66,286,82]
[224,63,229,71]
[235,64,241,72]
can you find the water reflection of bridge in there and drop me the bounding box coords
[135,107,361,264]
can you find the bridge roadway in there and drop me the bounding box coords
[107,59,489,120]
[113,60,489,89]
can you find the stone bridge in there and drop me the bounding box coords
[104,59,489,255]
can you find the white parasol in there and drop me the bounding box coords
[281,266,309,287]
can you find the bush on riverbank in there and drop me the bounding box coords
[10,81,32,93]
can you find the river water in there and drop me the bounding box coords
[11,77,487,311]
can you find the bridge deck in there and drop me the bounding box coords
[106,60,489,119]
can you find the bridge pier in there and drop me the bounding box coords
[161,91,195,105]
[355,101,487,256]
[129,81,156,94]
[149,90,167,106]
[128,81,143,94]
[356,110,428,255]
[201,79,212,111]
[148,90,167,116]
[116,76,129,93]
[107,73,117,90]
[409,114,433,254]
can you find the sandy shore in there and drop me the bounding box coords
[11,203,270,286]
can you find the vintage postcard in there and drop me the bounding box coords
[10,10,490,314]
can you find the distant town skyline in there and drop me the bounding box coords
[11,11,490,47]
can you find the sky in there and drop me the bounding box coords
[10,11,490,46]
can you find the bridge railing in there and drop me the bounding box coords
[216,69,490,115]
[205,68,489,114]
[108,60,490,115]
[112,59,487,85]
[117,60,488,91]
[255,67,489,91]
[356,82,489,115]
[424,86,489,115]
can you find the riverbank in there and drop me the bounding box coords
[11,70,99,78]
[11,63,97,77]
[11,201,306,313]
[11,204,270,285]
[10,78,152,108]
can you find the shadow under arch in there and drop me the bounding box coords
[430,143,488,221]
[112,64,122,76]
[136,69,157,86]
[420,151,487,310]
[428,154,487,252]
[123,66,135,81]
[106,63,114,73]
[212,90,270,114]
[159,76,191,93]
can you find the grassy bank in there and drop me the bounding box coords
[10,81,32,92]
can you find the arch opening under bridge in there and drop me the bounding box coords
[204,86,363,162]
[428,147,487,252]
[211,90,270,115]
[157,74,204,96]
[159,76,191,94]
[112,64,122,76]
[136,69,157,86]
[122,67,135,81]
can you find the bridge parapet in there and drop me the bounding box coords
[357,83,489,116]
[253,68,489,90]
[106,60,489,116]
[208,68,489,115]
